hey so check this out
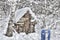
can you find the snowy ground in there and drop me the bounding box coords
[0,23,40,40]
[0,33,39,40]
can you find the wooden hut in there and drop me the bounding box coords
[5,7,37,37]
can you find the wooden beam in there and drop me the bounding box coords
[16,23,24,24]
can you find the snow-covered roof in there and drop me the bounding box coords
[13,7,37,23]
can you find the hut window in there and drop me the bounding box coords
[31,16,34,20]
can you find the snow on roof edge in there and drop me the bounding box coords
[13,7,37,23]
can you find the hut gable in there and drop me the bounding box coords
[14,10,36,34]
